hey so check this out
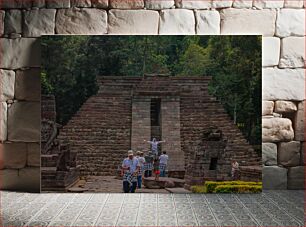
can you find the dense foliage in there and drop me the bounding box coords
[191,181,262,193]
[41,36,261,144]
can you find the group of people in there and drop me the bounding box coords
[121,138,169,193]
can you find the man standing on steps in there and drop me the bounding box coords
[144,138,166,157]
[121,150,140,193]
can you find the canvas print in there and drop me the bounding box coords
[41,36,262,193]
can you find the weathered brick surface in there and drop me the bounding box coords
[195,10,220,35]
[274,101,297,113]
[294,101,305,141]
[109,0,144,9]
[262,118,294,142]
[280,37,305,68]
[15,69,41,101]
[262,101,274,115]
[4,10,22,35]
[278,141,301,167]
[0,69,15,102]
[262,143,277,166]
[253,0,284,9]
[27,143,40,167]
[263,68,305,101]
[220,9,276,35]
[288,166,304,189]
[0,167,40,192]
[0,143,27,169]
[23,9,56,37]
[159,9,195,35]
[108,10,159,34]
[145,0,175,9]
[46,0,71,8]
[56,8,107,34]
[263,166,287,189]
[0,38,41,69]
[0,102,8,142]
[275,9,305,37]
[8,102,40,142]
[262,37,280,67]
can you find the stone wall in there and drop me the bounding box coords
[0,0,305,191]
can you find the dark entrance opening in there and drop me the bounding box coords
[209,158,218,170]
[151,98,161,126]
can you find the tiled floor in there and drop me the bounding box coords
[1,190,304,226]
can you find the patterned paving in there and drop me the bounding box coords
[1,190,304,226]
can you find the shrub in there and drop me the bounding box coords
[205,181,262,193]
[214,185,262,193]
[190,185,207,193]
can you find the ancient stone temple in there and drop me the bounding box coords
[55,75,261,188]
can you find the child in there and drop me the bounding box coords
[153,157,160,181]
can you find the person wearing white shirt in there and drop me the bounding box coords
[159,151,169,177]
[121,150,140,193]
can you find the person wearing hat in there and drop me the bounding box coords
[121,150,140,193]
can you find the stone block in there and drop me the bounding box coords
[8,102,40,142]
[0,69,15,102]
[91,0,108,8]
[195,10,220,35]
[0,167,40,192]
[108,10,159,34]
[276,9,305,37]
[262,101,274,115]
[220,9,276,36]
[46,0,70,8]
[23,9,56,37]
[262,37,280,66]
[109,0,144,8]
[288,166,304,189]
[262,118,294,142]
[284,0,304,8]
[280,37,305,68]
[4,10,22,34]
[232,0,252,8]
[15,69,41,101]
[71,0,92,7]
[212,0,232,8]
[263,68,305,101]
[0,0,32,8]
[301,142,305,165]
[32,0,46,8]
[263,166,287,189]
[294,101,305,141]
[56,8,107,34]
[0,10,4,35]
[0,102,7,142]
[27,143,40,167]
[0,143,27,169]
[274,101,297,113]
[145,0,175,9]
[278,141,301,167]
[262,143,277,166]
[159,9,195,35]
[0,38,41,69]
[253,0,284,8]
[175,0,212,9]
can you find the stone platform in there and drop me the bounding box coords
[143,177,185,189]
[2,190,304,226]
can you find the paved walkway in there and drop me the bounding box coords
[1,190,304,226]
